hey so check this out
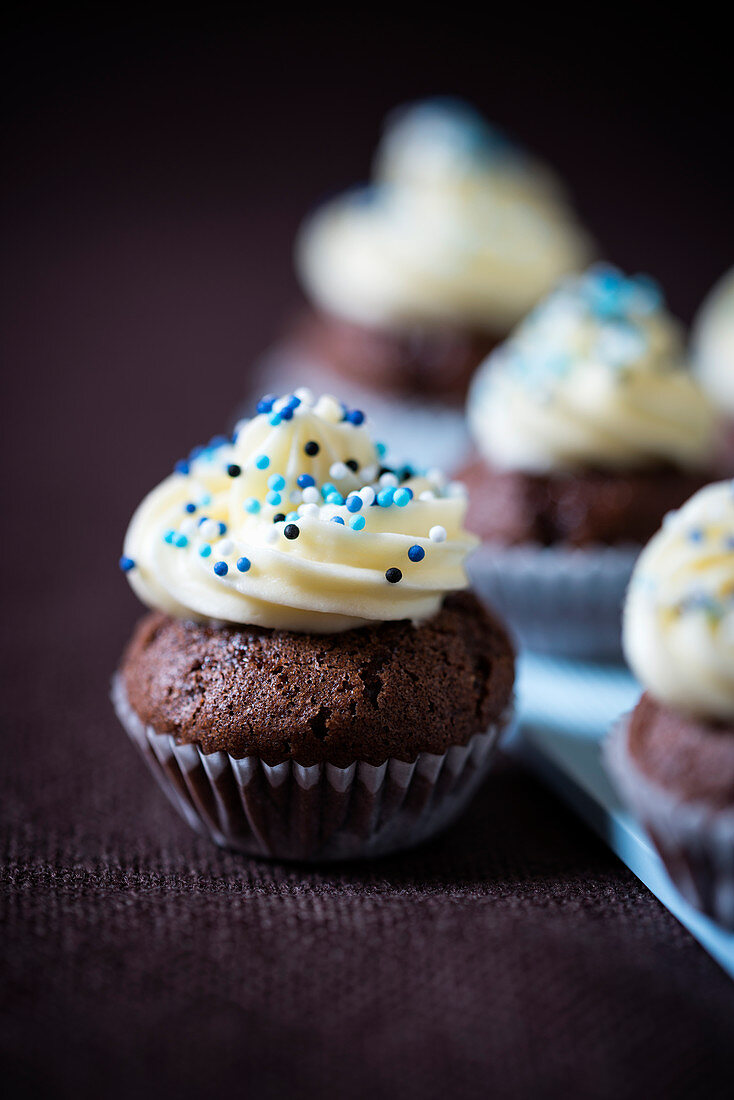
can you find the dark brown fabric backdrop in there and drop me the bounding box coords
[2,14,733,1100]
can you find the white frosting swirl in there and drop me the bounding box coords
[123,392,477,633]
[296,98,592,333]
[623,481,734,722]
[693,267,734,416]
[468,265,716,473]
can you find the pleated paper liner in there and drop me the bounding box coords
[112,674,513,862]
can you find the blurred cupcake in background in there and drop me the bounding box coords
[692,267,734,470]
[606,481,734,928]
[460,264,719,657]
[292,97,592,401]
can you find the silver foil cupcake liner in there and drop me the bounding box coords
[112,674,513,862]
[467,543,640,658]
[605,715,734,930]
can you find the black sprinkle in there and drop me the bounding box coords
[304,441,320,456]
[273,513,286,524]
[227,463,242,477]
[385,568,402,584]
[345,458,359,472]
[284,524,300,540]
[378,465,394,478]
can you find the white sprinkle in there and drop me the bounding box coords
[330,461,348,479]
[379,472,399,488]
[427,467,446,488]
[359,486,376,506]
[302,486,320,504]
[429,525,447,543]
[200,519,219,541]
[180,518,198,536]
[289,489,301,504]
[419,490,436,502]
[298,502,320,518]
[294,386,314,406]
[314,394,343,423]
[446,481,468,498]
[361,465,378,482]
[215,538,234,556]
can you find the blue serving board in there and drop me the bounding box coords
[510,653,734,979]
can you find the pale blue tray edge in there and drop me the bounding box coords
[510,653,734,980]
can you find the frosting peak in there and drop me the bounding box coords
[468,265,717,473]
[623,481,734,722]
[122,391,477,633]
[296,98,592,333]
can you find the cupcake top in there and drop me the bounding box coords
[120,390,477,633]
[296,98,592,334]
[692,266,734,416]
[468,265,716,473]
[623,480,734,722]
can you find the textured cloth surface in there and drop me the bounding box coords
[3,19,734,1100]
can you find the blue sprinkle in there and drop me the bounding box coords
[244,497,260,514]
[189,445,205,461]
[321,482,337,498]
[218,522,227,535]
[286,395,301,408]
[376,442,387,458]
[174,459,190,475]
[119,555,135,572]
[688,529,704,543]
[346,409,365,425]
[198,516,208,526]
[209,434,228,449]
[184,502,197,514]
[408,544,425,563]
[393,488,413,507]
[213,561,228,576]
[256,393,277,414]
[346,493,363,513]
[174,534,188,548]
[236,556,251,573]
[297,473,315,489]
[286,511,300,522]
[255,454,270,470]
[280,406,294,421]
[326,492,345,506]
[725,536,734,551]
[269,414,282,426]
[163,529,176,544]
[200,494,212,506]
[377,488,395,507]
[349,515,365,531]
[331,516,345,525]
[199,545,212,558]
[268,473,286,491]
[266,490,282,506]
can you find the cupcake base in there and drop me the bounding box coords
[605,715,734,930]
[467,542,639,658]
[112,674,513,862]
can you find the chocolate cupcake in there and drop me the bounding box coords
[292,98,592,400]
[114,389,515,861]
[605,481,734,927]
[460,265,719,657]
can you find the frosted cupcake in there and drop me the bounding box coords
[113,390,515,861]
[692,266,734,471]
[293,98,592,400]
[461,265,718,656]
[606,481,734,927]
